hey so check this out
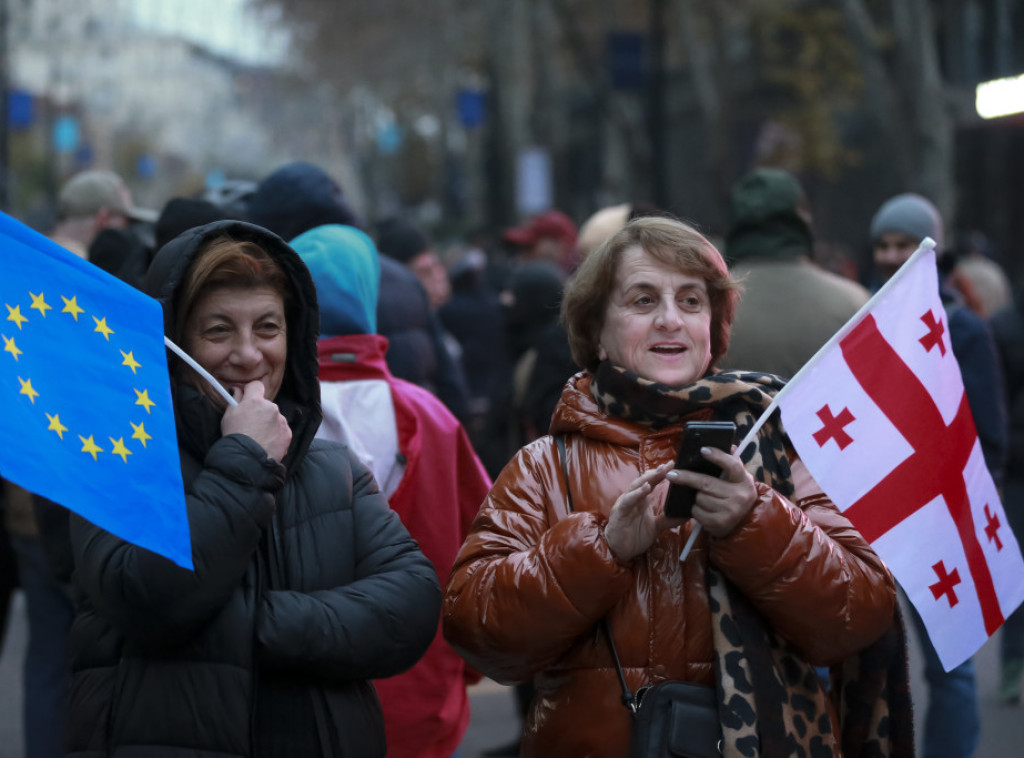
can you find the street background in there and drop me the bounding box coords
[1,592,1020,757]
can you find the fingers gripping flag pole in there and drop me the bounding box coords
[684,238,1024,672]
[164,337,238,408]
[0,211,197,569]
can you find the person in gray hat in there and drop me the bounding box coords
[49,169,156,259]
[870,191,1008,758]
[870,192,946,284]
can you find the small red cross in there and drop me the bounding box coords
[812,405,855,450]
[984,504,1003,551]
[930,560,962,607]
[920,310,947,356]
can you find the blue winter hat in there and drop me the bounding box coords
[291,224,380,337]
[869,193,944,252]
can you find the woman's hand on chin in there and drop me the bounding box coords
[604,462,680,562]
[221,380,293,462]
[668,446,757,538]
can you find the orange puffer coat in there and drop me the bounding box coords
[443,372,897,757]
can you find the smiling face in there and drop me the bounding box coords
[597,246,713,386]
[183,286,287,406]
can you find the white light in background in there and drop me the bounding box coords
[976,73,1024,119]
[131,0,288,64]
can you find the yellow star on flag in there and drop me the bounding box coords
[121,350,141,374]
[46,412,68,439]
[18,376,38,403]
[29,292,52,317]
[93,316,114,340]
[109,437,133,463]
[3,334,21,361]
[130,421,152,448]
[61,295,84,321]
[6,304,28,330]
[79,435,103,461]
[134,388,156,414]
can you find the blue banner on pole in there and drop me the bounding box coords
[0,212,191,569]
[8,90,34,129]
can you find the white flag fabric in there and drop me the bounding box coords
[774,243,1024,671]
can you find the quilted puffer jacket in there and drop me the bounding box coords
[67,221,441,757]
[443,372,896,757]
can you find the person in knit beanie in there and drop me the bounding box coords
[868,191,1007,758]
[869,192,944,283]
[717,167,869,378]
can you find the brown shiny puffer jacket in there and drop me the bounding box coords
[443,372,896,757]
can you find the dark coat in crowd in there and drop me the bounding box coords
[941,280,1009,486]
[989,291,1024,549]
[438,256,508,405]
[992,289,1024,476]
[480,261,573,479]
[66,220,440,757]
[377,254,469,419]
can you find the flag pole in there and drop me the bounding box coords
[679,238,937,561]
[163,336,239,408]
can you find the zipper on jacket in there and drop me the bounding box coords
[249,541,264,754]
[105,654,126,749]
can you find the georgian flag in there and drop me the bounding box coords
[746,241,1024,671]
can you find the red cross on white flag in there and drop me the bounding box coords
[743,240,1024,672]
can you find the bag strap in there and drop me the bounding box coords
[554,435,638,714]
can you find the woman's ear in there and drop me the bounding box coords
[597,343,607,361]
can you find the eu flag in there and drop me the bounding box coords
[0,211,191,569]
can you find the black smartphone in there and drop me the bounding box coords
[663,421,737,519]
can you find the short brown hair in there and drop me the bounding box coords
[175,236,292,342]
[562,216,741,373]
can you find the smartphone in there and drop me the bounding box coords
[663,421,737,519]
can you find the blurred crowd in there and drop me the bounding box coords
[0,160,1021,758]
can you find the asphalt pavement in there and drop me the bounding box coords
[1,592,1021,757]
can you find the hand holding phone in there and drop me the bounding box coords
[664,421,737,519]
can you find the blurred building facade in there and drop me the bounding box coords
[4,0,362,229]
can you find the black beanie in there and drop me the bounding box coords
[375,218,430,264]
[154,197,232,252]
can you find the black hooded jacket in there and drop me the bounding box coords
[66,220,441,757]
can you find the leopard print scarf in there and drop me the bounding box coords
[709,568,913,758]
[590,362,795,498]
[585,363,914,757]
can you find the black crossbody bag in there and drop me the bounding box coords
[555,436,723,758]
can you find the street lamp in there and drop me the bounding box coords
[976,73,1024,119]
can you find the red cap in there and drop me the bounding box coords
[503,210,577,249]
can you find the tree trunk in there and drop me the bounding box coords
[839,0,914,187]
[891,0,955,223]
[485,0,533,227]
[675,0,732,211]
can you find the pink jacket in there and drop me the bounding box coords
[318,334,492,758]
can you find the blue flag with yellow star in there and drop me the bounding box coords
[0,211,191,569]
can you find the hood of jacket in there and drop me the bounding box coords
[144,219,322,475]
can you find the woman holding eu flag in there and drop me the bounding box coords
[65,220,441,757]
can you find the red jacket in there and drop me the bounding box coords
[318,334,492,758]
[443,372,896,757]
